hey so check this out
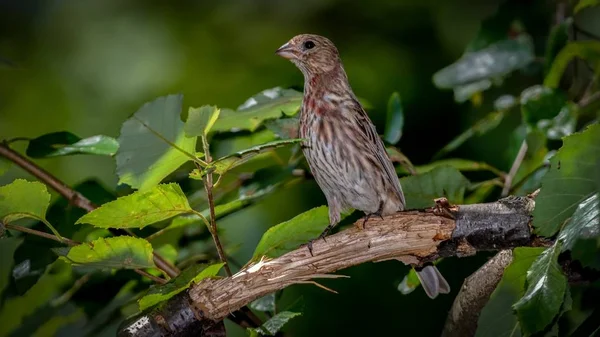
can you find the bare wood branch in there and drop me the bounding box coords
[118,196,536,336]
[441,250,514,337]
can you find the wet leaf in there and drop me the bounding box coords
[558,193,599,251]
[513,242,567,335]
[475,247,545,337]
[116,94,198,191]
[433,35,534,89]
[253,311,302,336]
[26,131,119,158]
[520,85,568,127]
[250,293,276,312]
[533,123,600,237]
[400,166,470,209]
[184,105,221,137]
[453,79,492,103]
[138,263,223,310]
[60,236,155,270]
[384,92,404,144]
[493,94,517,111]
[212,87,302,133]
[76,183,192,229]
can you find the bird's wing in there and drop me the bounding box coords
[349,100,406,207]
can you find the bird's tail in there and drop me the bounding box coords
[415,265,450,299]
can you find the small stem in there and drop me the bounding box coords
[502,140,528,197]
[51,273,92,307]
[200,135,232,277]
[4,223,80,246]
[136,270,168,284]
[0,142,180,279]
[509,163,551,195]
[4,222,167,284]
[6,137,32,144]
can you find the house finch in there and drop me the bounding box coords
[276,34,450,299]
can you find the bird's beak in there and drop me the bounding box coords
[275,42,297,60]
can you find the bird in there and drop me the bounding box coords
[275,33,450,299]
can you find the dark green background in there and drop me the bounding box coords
[2,1,596,336]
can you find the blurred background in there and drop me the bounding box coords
[1,0,597,336]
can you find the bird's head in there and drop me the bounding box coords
[276,34,341,76]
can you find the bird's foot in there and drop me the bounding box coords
[305,224,334,256]
[361,211,384,229]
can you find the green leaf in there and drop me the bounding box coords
[384,92,404,144]
[407,158,504,177]
[475,247,545,337]
[253,311,302,336]
[433,111,505,159]
[265,117,300,140]
[250,293,276,312]
[397,268,421,295]
[192,139,304,178]
[513,242,567,335]
[0,179,62,238]
[520,85,568,128]
[138,263,223,310]
[575,0,600,13]
[558,193,599,251]
[253,206,348,259]
[116,94,197,191]
[0,179,50,224]
[0,260,73,337]
[184,105,221,137]
[400,166,470,209]
[60,236,155,270]
[212,87,302,133]
[544,41,600,89]
[25,131,119,158]
[544,19,572,75]
[571,237,600,269]
[76,183,192,229]
[0,237,23,297]
[533,123,600,237]
[0,158,12,176]
[433,35,534,89]
[453,79,492,103]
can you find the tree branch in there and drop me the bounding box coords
[0,142,180,278]
[442,250,514,337]
[118,196,536,336]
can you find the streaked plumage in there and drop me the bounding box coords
[276,34,449,299]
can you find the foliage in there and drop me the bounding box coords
[1,1,599,336]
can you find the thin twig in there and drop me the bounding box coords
[0,142,180,278]
[4,223,79,246]
[509,163,551,195]
[3,222,167,284]
[51,273,93,307]
[502,140,528,196]
[200,135,232,277]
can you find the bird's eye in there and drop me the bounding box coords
[304,41,315,49]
